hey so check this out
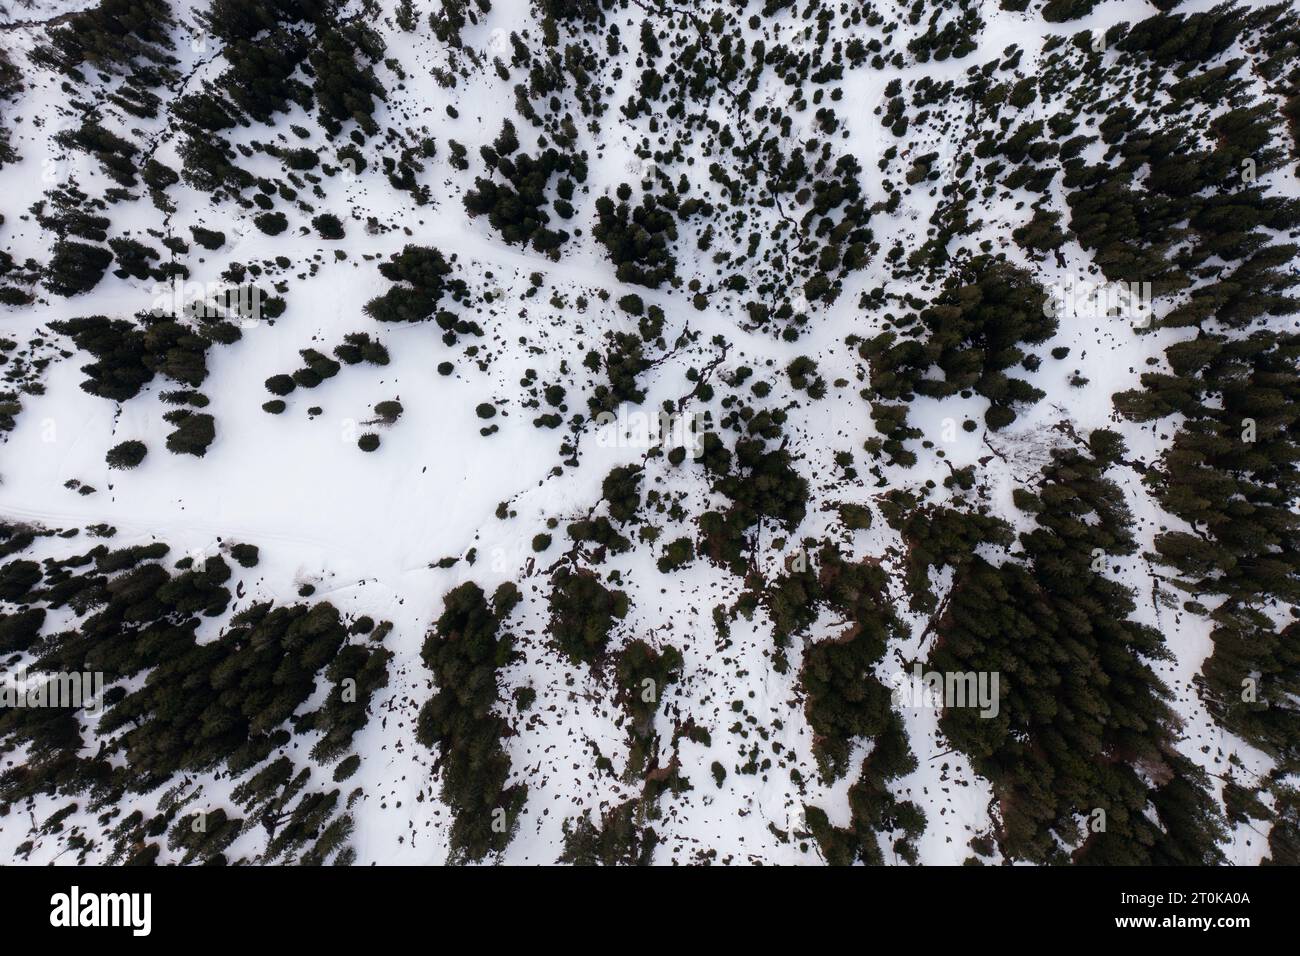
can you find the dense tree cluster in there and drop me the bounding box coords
[695,413,809,577]
[0,48,22,169]
[416,581,526,862]
[593,186,678,288]
[49,311,245,457]
[309,24,387,138]
[547,566,629,666]
[862,257,1056,454]
[363,245,473,330]
[34,0,176,76]
[44,241,114,298]
[51,312,241,398]
[1035,7,1300,774]
[0,527,384,864]
[463,119,581,256]
[167,0,388,199]
[799,548,925,864]
[585,331,652,417]
[922,433,1226,863]
[1116,330,1300,761]
[560,799,658,865]
[615,639,682,774]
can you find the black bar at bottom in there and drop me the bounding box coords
[0,864,1282,943]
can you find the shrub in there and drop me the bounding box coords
[547,567,629,665]
[656,537,693,573]
[265,374,295,395]
[105,440,147,469]
[312,213,345,239]
[163,411,215,456]
[230,543,259,567]
[254,212,288,236]
[364,246,466,324]
[190,226,225,249]
[44,240,113,296]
